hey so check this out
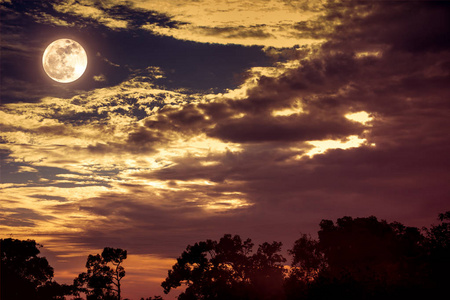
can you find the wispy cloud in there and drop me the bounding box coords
[14,0,328,47]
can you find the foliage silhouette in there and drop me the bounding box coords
[75,247,127,300]
[424,211,450,293]
[162,234,286,300]
[0,238,73,300]
[163,212,450,300]
[286,214,449,300]
[2,211,448,300]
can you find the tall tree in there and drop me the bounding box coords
[0,238,72,300]
[75,247,127,300]
[162,234,286,300]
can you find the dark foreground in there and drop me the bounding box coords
[2,212,449,300]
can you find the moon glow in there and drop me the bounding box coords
[42,39,87,83]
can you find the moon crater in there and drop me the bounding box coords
[42,39,87,83]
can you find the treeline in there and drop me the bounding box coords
[161,212,450,300]
[1,212,449,300]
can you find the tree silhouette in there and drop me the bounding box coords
[424,211,450,295]
[320,216,424,281]
[288,234,324,280]
[249,241,286,299]
[75,247,127,300]
[162,234,286,300]
[284,234,323,300]
[286,215,442,299]
[0,238,72,300]
[3,211,448,300]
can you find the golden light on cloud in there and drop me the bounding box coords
[0,185,111,238]
[272,102,304,117]
[42,39,87,83]
[304,135,369,157]
[202,198,253,212]
[51,0,326,47]
[345,111,373,125]
[355,51,382,58]
[222,61,305,100]
[144,9,325,47]
[144,23,324,48]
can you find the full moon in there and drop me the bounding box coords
[42,39,87,83]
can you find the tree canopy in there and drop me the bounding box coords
[164,212,450,300]
[161,234,286,300]
[287,214,449,299]
[0,238,72,300]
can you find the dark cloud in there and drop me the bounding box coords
[140,105,212,138]
[208,114,364,143]
[198,25,274,39]
[214,52,362,116]
[46,190,252,256]
[129,0,450,229]
[103,4,183,29]
[0,155,111,187]
[282,0,326,13]
[122,127,162,154]
[322,1,450,54]
[0,207,54,227]
[0,151,42,184]
[57,189,308,260]
[134,51,366,145]
[29,194,68,202]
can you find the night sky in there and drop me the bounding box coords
[1,0,450,299]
